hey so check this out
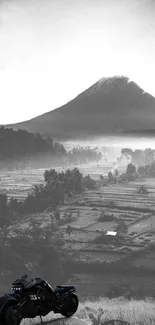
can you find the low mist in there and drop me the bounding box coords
[63,135,155,150]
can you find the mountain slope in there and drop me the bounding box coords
[5,76,155,140]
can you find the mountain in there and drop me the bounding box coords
[5,76,155,140]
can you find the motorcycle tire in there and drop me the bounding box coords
[3,305,21,325]
[61,294,79,318]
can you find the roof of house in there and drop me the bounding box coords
[106,231,117,236]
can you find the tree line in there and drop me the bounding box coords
[0,126,102,169]
[121,148,155,166]
[0,168,96,225]
[107,160,155,184]
[0,126,66,163]
[67,146,102,164]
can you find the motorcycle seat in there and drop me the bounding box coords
[56,285,74,289]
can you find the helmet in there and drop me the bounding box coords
[19,274,37,289]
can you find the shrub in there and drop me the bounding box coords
[98,210,115,222]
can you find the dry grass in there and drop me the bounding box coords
[77,298,155,325]
[21,298,155,325]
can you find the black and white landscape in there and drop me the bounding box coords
[1,1,155,324]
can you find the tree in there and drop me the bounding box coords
[126,163,136,175]
[67,146,102,165]
[114,169,119,177]
[144,148,154,165]
[44,169,58,183]
[9,198,19,212]
[0,194,8,228]
[115,220,128,233]
[0,193,7,216]
[137,166,146,177]
[118,173,128,183]
[0,223,71,285]
[148,161,155,177]
[121,148,133,156]
[132,150,145,166]
[108,172,114,182]
[82,175,96,189]
[137,185,148,195]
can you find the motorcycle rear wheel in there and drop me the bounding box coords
[61,294,79,318]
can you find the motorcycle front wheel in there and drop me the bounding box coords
[61,294,79,318]
[3,305,21,325]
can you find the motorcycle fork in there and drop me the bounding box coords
[17,296,27,308]
[54,289,75,311]
[16,296,28,318]
[58,289,75,302]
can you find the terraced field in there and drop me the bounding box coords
[1,164,155,262]
[87,186,155,210]
[2,167,155,297]
[54,179,155,266]
[0,161,115,201]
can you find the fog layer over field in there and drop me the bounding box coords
[63,135,155,151]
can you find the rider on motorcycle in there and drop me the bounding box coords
[15,274,54,302]
[17,274,37,289]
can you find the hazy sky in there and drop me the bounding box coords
[0,0,155,123]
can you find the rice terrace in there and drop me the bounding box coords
[1,153,155,300]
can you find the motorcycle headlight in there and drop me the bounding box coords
[11,286,22,291]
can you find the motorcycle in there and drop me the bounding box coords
[0,274,79,325]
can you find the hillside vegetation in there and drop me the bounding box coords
[0,126,102,170]
[0,126,66,168]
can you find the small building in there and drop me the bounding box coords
[103,230,120,244]
[106,231,117,237]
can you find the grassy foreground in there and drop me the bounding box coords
[21,298,155,325]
